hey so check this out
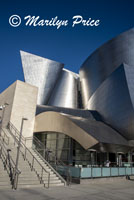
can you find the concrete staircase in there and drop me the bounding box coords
[30,148,65,187]
[1,127,65,189]
[0,159,11,190]
[6,144,44,189]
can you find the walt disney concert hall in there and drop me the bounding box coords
[1,28,134,176]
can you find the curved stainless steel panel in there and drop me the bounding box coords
[80,28,134,107]
[36,105,96,119]
[48,69,79,108]
[34,111,130,151]
[87,64,134,140]
[20,51,64,105]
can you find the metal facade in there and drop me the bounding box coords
[87,64,134,140]
[20,51,64,105]
[48,69,79,108]
[21,51,79,108]
[79,28,134,107]
[20,28,134,151]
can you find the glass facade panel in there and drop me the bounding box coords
[34,132,130,167]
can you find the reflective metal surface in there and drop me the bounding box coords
[34,109,131,152]
[21,51,79,108]
[20,51,64,105]
[80,28,134,107]
[48,69,79,108]
[20,28,134,151]
[36,104,96,119]
[87,64,134,140]
[64,114,128,147]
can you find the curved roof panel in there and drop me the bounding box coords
[34,111,128,150]
[80,28,134,107]
[88,63,134,140]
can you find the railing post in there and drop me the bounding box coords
[101,167,103,177]
[14,131,16,146]
[91,166,93,178]
[41,167,43,183]
[79,167,81,180]
[10,124,12,132]
[24,148,27,160]
[48,172,50,188]
[4,154,7,170]
[0,147,2,158]
[3,134,5,143]
[31,157,34,170]
[7,149,13,181]
[43,149,45,160]
[14,171,19,190]
[13,170,20,190]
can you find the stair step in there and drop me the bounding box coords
[18,181,41,185]
[18,180,40,184]
[0,175,10,180]
[33,162,48,166]
[18,166,32,169]
[43,177,58,180]
[0,166,5,168]
[1,128,66,188]
[19,173,37,177]
[43,179,60,182]
[44,180,61,184]
[17,184,43,189]
[34,168,52,172]
[19,175,36,178]
[0,182,11,186]
[43,175,57,178]
[0,185,12,190]
[0,174,9,177]
[36,171,54,175]
[18,176,39,180]
[45,182,64,187]
[19,170,33,173]
[0,170,8,172]
[0,177,10,181]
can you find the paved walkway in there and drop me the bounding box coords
[0,179,134,200]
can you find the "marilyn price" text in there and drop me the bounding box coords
[24,15,100,29]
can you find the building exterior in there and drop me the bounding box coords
[0,80,38,143]
[1,28,134,169]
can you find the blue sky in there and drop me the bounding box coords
[0,0,134,92]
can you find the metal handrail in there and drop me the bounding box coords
[32,136,66,165]
[23,145,50,187]
[7,122,50,188]
[33,148,66,186]
[32,136,67,185]
[7,122,32,146]
[33,136,45,148]
[8,121,66,186]
[1,128,9,145]
[48,151,72,185]
[0,137,21,189]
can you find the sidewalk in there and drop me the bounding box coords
[0,179,134,200]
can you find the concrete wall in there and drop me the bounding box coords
[0,81,16,126]
[10,80,38,139]
[0,80,38,146]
